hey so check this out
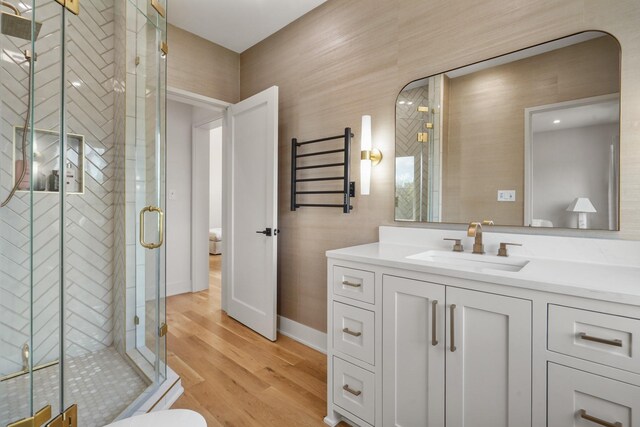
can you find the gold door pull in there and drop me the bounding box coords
[578,409,622,427]
[140,205,164,249]
[431,300,438,346]
[450,304,457,352]
[578,333,623,347]
[342,328,362,337]
[342,384,362,397]
[341,280,361,288]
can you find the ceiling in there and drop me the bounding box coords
[168,0,328,53]
[532,99,620,133]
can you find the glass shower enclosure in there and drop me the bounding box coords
[1,0,168,425]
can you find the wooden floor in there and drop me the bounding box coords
[168,256,346,426]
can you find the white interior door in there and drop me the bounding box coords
[223,86,278,341]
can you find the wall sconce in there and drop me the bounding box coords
[360,115,382,195]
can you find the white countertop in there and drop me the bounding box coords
[326,227,640,306]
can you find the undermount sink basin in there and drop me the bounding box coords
[406,250,529,273]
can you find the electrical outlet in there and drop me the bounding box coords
[497,190,516,202]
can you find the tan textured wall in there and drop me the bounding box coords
[442,36,620,225]
[240,0,640,332]
[168,24,240,103]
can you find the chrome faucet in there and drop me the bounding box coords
[467,222,485,254]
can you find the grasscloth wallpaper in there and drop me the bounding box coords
[168,24,240,103]
[237,0,640,333]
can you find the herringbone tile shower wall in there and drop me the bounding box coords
[0,0,116,375]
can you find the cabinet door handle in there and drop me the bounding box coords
[342,280,362,288]
[578,409,622,427]
[343,384,362,397]
[431,300,438,346]
[450,304,457,352]
[342,328,362,337]
[578,332,623,347]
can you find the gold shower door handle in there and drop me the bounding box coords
[140,205,164,249]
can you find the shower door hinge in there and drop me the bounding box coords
[150,0,166,18]
[55,0,80,15]
[160,41,168,57]
[418,105,429,113]
[46,404,77,427]
[135,56,140,66]
[158,323,168,337]
[7,405,51,427]
[417,132,429,143]
[134,315,140,325]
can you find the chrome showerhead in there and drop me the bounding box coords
[1,2,42,41]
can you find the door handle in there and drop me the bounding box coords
[256,228,272,236]
[140,205,164,249]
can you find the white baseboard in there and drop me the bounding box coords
[166,280,192,297]
[277,316,327,354]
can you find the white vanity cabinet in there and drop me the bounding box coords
[325,228,640,427]
[381,277,532,427]
[326,264,534,427]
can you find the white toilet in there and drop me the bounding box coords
[104,410,206,427]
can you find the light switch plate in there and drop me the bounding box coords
[168,190,176,200]
[497,190,516,202]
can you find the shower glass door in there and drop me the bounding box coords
[1,0,63,424]
[132,3,167,385]
[1,0,168,425]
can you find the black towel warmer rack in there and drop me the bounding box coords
[291,128,355,213]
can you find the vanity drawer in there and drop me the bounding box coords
[333,357,375,425]
[333,265,375,305]
[548,304,640,374]
[333,302,375,365]
[548,363,640,427]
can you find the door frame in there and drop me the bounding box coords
[167,87,228,296]
[523,93,619,227]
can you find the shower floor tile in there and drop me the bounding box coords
[1,347,149,427]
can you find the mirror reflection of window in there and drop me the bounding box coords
[395,156,416,221]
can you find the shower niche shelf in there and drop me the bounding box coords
[13,126,85,195]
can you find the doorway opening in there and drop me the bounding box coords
[207,126,223,303]
[166,85,279,341]
[165,88,227,299]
